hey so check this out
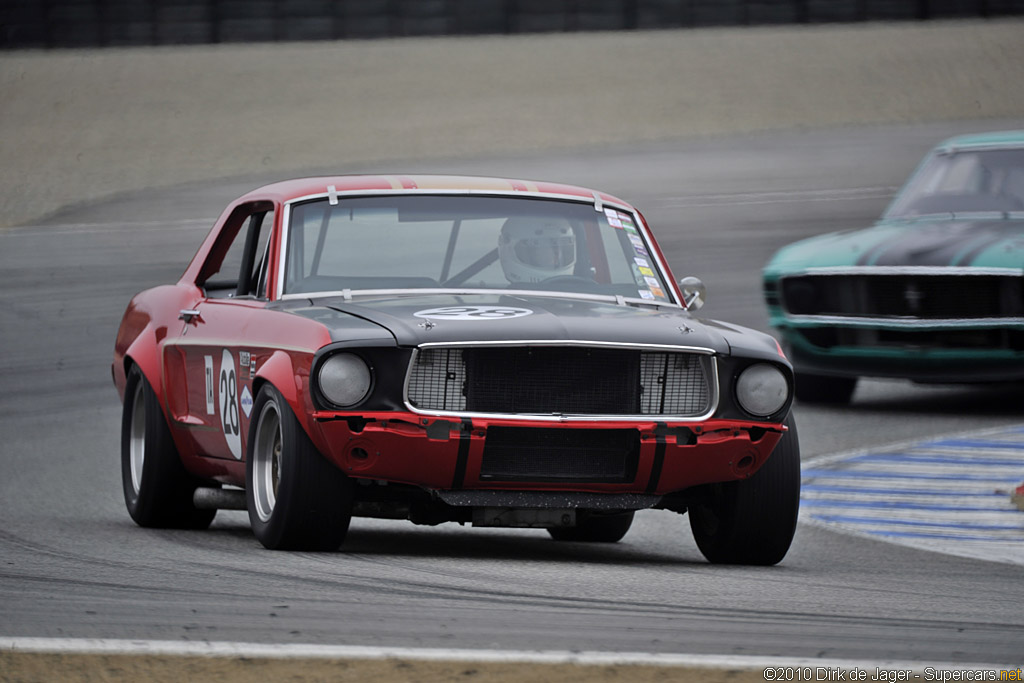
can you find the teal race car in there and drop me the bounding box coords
[763,130,1024,403]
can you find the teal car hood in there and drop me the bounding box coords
[765,216,1024,275]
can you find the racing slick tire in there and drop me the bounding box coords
[688,416,801,565]
[794,372,856,404]
[246,384,354,551]
[121,365,217,529]
[547,511,634,543]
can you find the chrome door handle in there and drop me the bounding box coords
[178,309,201,323]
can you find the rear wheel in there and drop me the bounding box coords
[548,511,634,543]
[794,372,856,404]
[121,365,216,529]
[688,416,801,565]
[246,384,354,550]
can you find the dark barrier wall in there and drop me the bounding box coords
[3,0,1023,48]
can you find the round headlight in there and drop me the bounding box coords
[318,353,372,407]
[735,363,789,417]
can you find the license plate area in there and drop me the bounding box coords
[479,427,640,483]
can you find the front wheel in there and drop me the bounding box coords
[246,384,354,551]
[688,416,801,565]
[548,511,634,543]
[121,365,216,529]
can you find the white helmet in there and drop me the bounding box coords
[498,217,576,284]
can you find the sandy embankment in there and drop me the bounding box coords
[1,19,1023,228]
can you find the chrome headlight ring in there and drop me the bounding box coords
[317,352,373,408]
[735,362,790,417]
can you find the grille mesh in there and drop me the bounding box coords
[407,346,711,416]
[639,352,710,414]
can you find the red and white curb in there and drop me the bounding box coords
[801,425,1024,566]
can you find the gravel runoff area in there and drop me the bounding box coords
[2,17,1023,682]
[1,652,772,683]
[2,18,1024,229]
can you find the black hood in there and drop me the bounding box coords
[318,293,723,348]
[857,217,1024,267]
[278,293,785,361]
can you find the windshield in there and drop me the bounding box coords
[885,147,1024,218]
[281,195,674,303]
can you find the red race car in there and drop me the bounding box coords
[113,175,800,564]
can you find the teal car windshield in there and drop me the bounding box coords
[283,195,673,303]
[885,147,1024,218]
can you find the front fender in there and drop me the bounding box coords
[251,349,319,446]
[253,349,304,406]
[122,325,166,404]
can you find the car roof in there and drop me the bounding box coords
[936,129,1024,151]
[236,174,633,208]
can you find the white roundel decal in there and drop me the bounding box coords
[413,306,533,320]
[218,348,242,460]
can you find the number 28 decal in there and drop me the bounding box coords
[218,348,242,459]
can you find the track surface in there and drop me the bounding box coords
[2,121,1024,666]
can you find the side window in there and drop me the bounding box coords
[205,209,275,299]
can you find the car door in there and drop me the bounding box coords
[169,203,276,464]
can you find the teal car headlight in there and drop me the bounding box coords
[735,363,789,417]
[318,353,372,407]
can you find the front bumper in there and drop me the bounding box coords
[310,411,784,496]
[776,325,1024,382]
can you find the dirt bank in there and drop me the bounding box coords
[2,19,1023,227]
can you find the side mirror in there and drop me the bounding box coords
[680,276,706,311]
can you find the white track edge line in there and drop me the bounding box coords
[0,637,1017,671]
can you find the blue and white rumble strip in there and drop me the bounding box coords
[801,426,1024,566]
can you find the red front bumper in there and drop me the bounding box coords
[310,412,785,496]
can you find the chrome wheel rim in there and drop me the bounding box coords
[129,380,146,495]
[252,399,282,523]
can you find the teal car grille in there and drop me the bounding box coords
[780,274,1022,319]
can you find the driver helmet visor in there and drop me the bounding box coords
[514,236,574,269]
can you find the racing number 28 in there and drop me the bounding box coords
[220,366,239,436]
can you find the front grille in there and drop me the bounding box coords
[780,274,1022,319]
[480,427,639,482]
[407,346,712,416]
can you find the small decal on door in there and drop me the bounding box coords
[240,385,253,419]
[204,356,215,415]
